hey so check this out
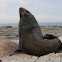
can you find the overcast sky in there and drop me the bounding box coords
[0,0,62,23]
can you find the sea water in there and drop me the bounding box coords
[0,22,62,28]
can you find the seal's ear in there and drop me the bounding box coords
[19,7,26,15]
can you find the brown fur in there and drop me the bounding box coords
[18,7,61,56]
[19,7,26,15]
[10,7,61,56]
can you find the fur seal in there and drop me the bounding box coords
[10,7,61,56]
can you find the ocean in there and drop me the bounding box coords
[0,22,62,28]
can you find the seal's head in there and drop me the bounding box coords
[19,7,26,16]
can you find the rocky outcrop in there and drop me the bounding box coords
[0,26,62,40]
[0,37,62,62]
[1,26,12,28]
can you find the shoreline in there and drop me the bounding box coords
[0,25,62,42]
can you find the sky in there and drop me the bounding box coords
[0,0,62,23]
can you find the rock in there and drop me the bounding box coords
[36,53,62,62]
[6,36,16,39]
[0,39,17,57]
[1,26,12,28]
[58,36,62,43]
[0,38,62,62]
[2,54,38,62]
[1,53,62,62]
[16,35,19,37]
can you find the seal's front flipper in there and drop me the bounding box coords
[9,50,22,56]
[9,51,19,56]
